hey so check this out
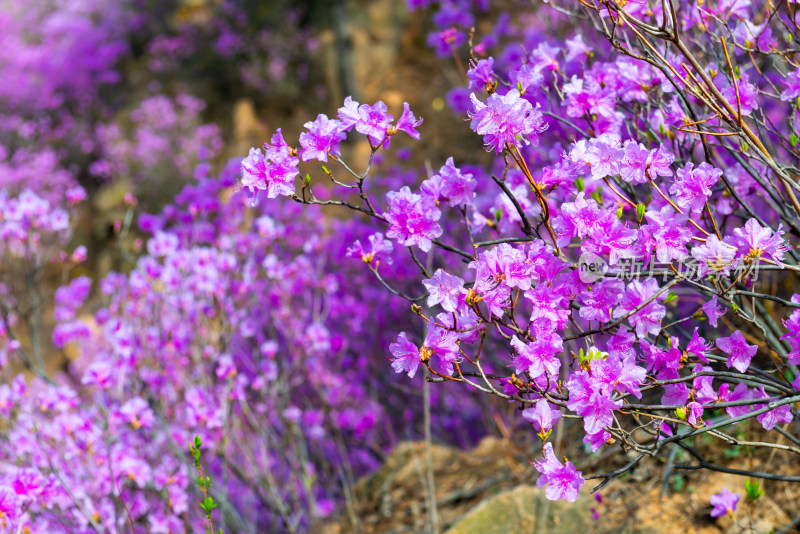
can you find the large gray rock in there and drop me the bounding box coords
[445,485,593,534]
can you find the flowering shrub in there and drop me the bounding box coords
[242,0,800,508]
[0,161,494,531]
[4,0,800,531]
[90,94,223,195]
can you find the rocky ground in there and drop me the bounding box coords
[319,436,800,534]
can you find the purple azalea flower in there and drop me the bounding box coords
[337,97,394,145]
[702,295,726,328]
[754,386,793,430]
[509,63,543,94]
[390,332,420,378]
[241,129,299,199]
[423,269,464,312]
[584,137,622,180]
[395,102,423,140]
[722,383,753,419]
[383,186,443,252]
[355,101,394,145]
[436,157,476,208]
[661,371,689,406]
[720,73,760,116]
[346,232,394,265]
[782,301,800,365]
[733,21,777,51]
[566,369,622,434]
[469,88,547,154]
[691,235,737,277]
[647,144,675,178]
[467,57,495,92]
[716,330,757,373]
[643,205,693,263]
[618,141,650,184]
[584,217,638,266]
[510,335,561,379]
[670,162,722,215]
[470,243,535,292]
[565,34,590,62]
[608,327,637,359]
[522,398,562,434]
[710,488,740,518]
[424,319,460,376]
[780,68,800,101]
[686,328,712,363]
[693,367,718,404]
[584,430,611,452]
[530,42,561,72]
[591,351,646,399]
[299,114,346,162]
[337,96,361,129]
[578,278,623,323]
[728,218,787,267]
[613,278,667,338]
[687,401,704,425]
[533,442,585,502]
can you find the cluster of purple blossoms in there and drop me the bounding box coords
[469,89,548,153]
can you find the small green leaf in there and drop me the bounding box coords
[616,205,624,219]
[494,208,503,223]
[574,176,584,192]
[732,301,739,312]
[321,165,328,174]
[517,81,524,93]
[744,479,765,501]
[665,291,677,303]
[590,187,603,205]
[733,65,741,79]
[791,134,799,147]
[194,435,202,449]
[636,203,646,222]
[740,140,748,153]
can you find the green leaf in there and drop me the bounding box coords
[733,65,741,79]
[665,291,677,303]
[574,176,584,193]
[616,205,624,219]
[636,203,646,222]
[740,140,748,153]
[791,134,799,148]
[744,479,764,501]
[194,435,202,449]
[494,208,503,223]
[590,187,603,205]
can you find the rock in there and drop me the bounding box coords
[445,485,592,534]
